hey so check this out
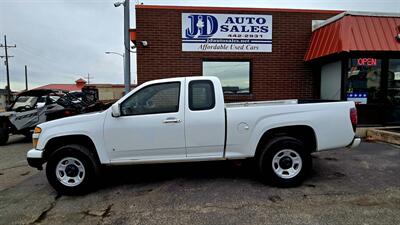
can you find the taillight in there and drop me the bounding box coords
[350,107,358,132]
[64,110,72,116]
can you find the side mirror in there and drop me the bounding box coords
[111,104,121,117]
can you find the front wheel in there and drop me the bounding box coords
[46,144,99,195]
[258,136,311,187]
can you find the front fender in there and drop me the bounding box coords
[35,112,109,164]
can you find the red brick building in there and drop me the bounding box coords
[134,5,400,125]
[135,5,340,102]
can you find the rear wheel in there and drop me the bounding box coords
[0,127,9,146]
[46,144,99,195]
[258,136,311,187]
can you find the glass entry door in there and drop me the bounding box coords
[347,58,384,125]
[386,59,400,125]
[346,58,400,125]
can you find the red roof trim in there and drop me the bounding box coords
[135,4,343,14]
[33,84,82,92]
[305,14,400,61]
[75,78,87,83]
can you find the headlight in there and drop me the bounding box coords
[32,127,42,149]
[34,127,42,134]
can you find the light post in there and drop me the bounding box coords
[105,51,124,58]
[114,0,131,95]
[105,51,125,90]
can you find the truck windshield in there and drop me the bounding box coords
[12,96,38,111]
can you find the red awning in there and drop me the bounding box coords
[130,29,136,43]
[305,12,400,61]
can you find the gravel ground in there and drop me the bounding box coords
[0,136,399,225]
[0,135,38,191]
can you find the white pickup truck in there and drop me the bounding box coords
[27,76,360,194]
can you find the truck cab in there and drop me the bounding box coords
[105,77,226,162]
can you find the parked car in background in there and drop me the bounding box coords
[0,89,108,145]
[27,76,360,194]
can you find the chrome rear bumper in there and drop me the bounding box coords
[347,137,361,149]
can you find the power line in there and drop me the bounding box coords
[18,46,76,72]
[17,46,90,81]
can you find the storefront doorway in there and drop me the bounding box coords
[305,11,400,126]
[345,57,400,125]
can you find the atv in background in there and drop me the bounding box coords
[0,89,108,145]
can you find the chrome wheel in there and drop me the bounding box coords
[55,157,85,187]
[272,149,302,179]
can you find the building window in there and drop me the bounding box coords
[347,58,382,104]
[120,82,180,116]
[388,59,400,105]
[202,61,250,94]
[189,80,215,111]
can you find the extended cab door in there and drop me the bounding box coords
[184,77,226,158]
[104,79,186,161]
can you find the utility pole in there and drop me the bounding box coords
[0,35,16,105]
[86,73,94,84]
[123,0,131,95]
[25,65,28,90]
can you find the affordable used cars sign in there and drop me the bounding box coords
[182,13,272,52]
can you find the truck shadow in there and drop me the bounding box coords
[5,135,31,145]
[95,154,349,193]
[100,160,258,188]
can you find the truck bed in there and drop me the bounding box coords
[224,99,356,158]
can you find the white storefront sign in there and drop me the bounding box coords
[182,13,272,52]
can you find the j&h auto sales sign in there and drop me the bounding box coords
[182,13,273,52]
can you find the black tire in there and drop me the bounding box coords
[0,127,9,146]
[46,144,100,195]
[23,131,33,140]
[258,136,311,187]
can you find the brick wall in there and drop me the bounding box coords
[135,5,340,102]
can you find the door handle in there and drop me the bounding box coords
[163,117,182,123]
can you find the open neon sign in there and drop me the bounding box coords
[357,58,377,66]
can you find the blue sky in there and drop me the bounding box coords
[0,0,398,91]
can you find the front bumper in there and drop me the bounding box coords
[27,149,44,170]
[347,137,361,149]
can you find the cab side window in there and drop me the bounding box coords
[189,80,215,111]
[121,82,180,116]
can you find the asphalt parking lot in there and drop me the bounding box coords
[0,135,399,225]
